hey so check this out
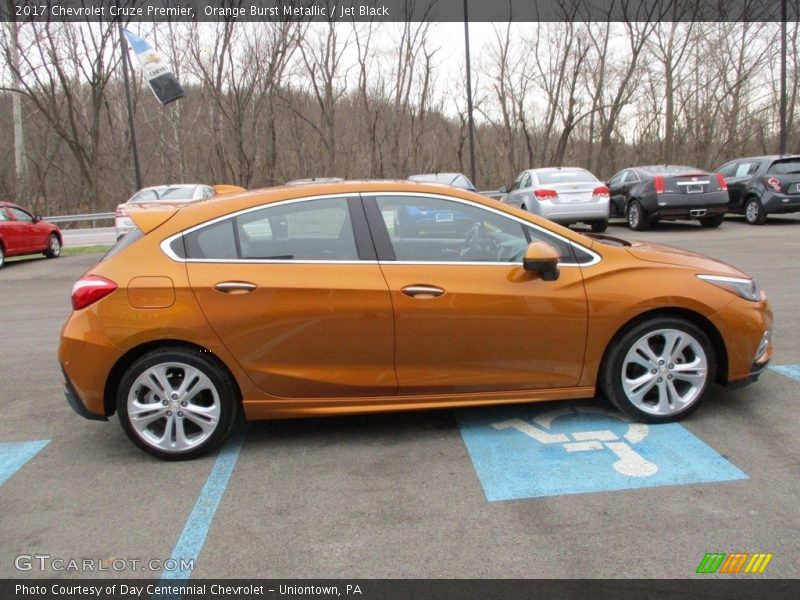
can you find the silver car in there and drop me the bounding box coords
[114,184,216,240]
[502,167,610,232]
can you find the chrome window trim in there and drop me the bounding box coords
[159,191,601,268]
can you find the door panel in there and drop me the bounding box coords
[379,263,588,393]
[187,263,396,398]
[367,193,588,394]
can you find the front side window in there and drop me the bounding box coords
[717,162,737,177]
[183,197,358,261]
[9,207,32,222]
[374,195,574,263]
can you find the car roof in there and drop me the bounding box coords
[727,155,800,162]
[530,167,590,173]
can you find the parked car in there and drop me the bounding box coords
[60,180,772,460]
[114,184,244,240]
[0,202,62,268]
[607,165,729,231]
[501,167,610,232]
[715,155,800,224]
[408,172,478,192]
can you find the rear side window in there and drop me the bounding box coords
[768,159,800,174]
[182,197,358,261]
[185,219,237,259]
[103,228,144,262]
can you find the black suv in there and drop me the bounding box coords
[715,155,800,224]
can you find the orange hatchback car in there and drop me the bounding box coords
[59,181,773,459]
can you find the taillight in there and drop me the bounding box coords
[654,176,665,194]
[593,185,610,196]
[534,189,558,199]
[765,177,782,192]
[716,173,728,191]
[115,205,128,218]
[71,275,117,310]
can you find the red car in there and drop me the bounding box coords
[0,201,63,268]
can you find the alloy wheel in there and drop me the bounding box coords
[620,328,709,417]
[127,362,221,453]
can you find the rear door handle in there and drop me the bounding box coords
[401,285,445,298]
[214,281,258,294]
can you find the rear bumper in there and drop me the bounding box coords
[643,191,729,218]
[539,199,610,223]
[61,364,107,421]
[761,192,800,214]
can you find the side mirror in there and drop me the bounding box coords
[499,185,508,193]
[33,214,42,223]
[523,241,560,281]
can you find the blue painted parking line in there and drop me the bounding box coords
[457,403,746,501]
[161,424,248,583]
[0,440,50,487]
[771,364,800,383]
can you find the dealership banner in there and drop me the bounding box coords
[2,579,799,600]
[122,28,184,106]
[2,0,796,23]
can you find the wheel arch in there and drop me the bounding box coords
[598,307,729,386]
[103,340,242,417]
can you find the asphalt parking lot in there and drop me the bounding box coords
[1,215,799,580]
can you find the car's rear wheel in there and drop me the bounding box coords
[699,215,724,228]
[626,200,651,231]
[0,244,4,269]
[590,220,608,233]
[44,234,61,258]
[601,318,715,423]
[117,348,238,460]
[745,197,767,225]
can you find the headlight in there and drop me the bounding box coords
[697,274,761,301]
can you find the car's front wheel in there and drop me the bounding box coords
[745,197,767,225]
[626,200,651,231]
[600,318,715,423]
[590,220,609,233]
[117,347,238,460]
[44,234,61,258]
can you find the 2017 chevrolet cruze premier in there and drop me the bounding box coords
[59,181,773,459]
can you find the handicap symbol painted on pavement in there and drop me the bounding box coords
[457,403,747,501]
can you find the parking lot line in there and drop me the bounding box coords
[0,440,50,486]
[160,425,249,581]
[771,365,800,383]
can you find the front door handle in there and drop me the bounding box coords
[401,285,445,298]
[214,281,258,294]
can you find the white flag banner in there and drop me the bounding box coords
[122,29,184,106]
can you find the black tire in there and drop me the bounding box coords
[600,317,716,423]
[699,215,724,228]
[44,233,61,258]
[744,197,767,225]
[0,244,4,269]
[590,220,609,233]
[117,347,239,460]
[626,200,651,231]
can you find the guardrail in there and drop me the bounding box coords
[44,212,115,228]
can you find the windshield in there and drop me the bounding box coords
[536,170,597,185]
[768,159,800,174]
[130,187,195,203]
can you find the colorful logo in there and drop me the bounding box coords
[696,552,773,574]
